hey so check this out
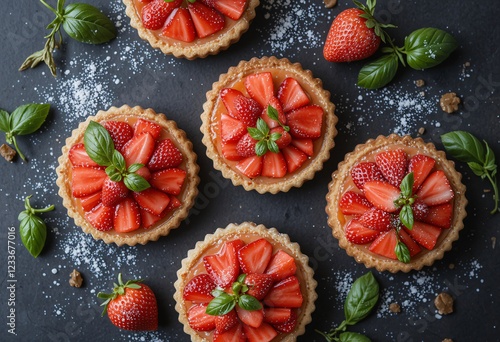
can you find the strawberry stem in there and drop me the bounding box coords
[97,273,143,316]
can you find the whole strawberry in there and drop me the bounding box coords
[323,2,381,62]
[98,273,158,331]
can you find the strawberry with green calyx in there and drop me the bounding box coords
[97,273,158,331]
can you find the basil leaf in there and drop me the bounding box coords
[344,272,379,325]
[232,282,242,295]
[128,163,144,173]
[441,131,485,164]
[400,172,414,197]
[238,295,262,311]
[399,204,414,229]
[267,140,279,154]
[206,293,235,316]
[124,173,150,192]
[112,150,126,172]
[237,274,246,283]
[106,166,122,182]
[395,241,411,263]
[339,331,372,342]
[255,140,268,157]
[212,289,225,298]
[248,127,265,140]
[256,118,269,136]
[0,109,10,132]
[484,141,496,171]
[358,54,398,89]
[84,121,115,166]
[267,105,279,121]
[270,133,282,141]
[18,210,30,222]
[19,214,47,258]
[467,162,486,178]
[9,104,50,136]
[62,3,117,44]
[404,28,458,70]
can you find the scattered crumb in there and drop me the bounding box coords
[419,91,426,97]
[0,144,16,162]
[324,0,338,8]
[415,79,425,87]
[417,127,426,136]
[449,263,455,270]
[389,303,401,313]
[464,61,471,67]
[69,269,83,288]
[442,339,454,342]
[440,92,461,113]
[434,292,454,315]
[492,237,496,250]
[484,189,491,193]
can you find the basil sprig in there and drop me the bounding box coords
[0,103,50,162]
[317,272,379,342]
[206,274,262,316]
[84,121,150,193]
[18,195,55,258]
[247,105,290,156]
[395,173,416,230]
[441,131,498,214]
[19,0,116,76]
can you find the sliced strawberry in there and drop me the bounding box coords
[71,167,107,198]
[368,229,398,260]
[85,203,114,231]
[271,127,292,150]
[213,0,247,20]
[113,198,141,233]
[286,105,323,139]
[141,0,181,30]
[220,114,246,143]
[263,308,292,324]
[162,8,196,43]
[244,72,275,108]
[243,322,278,342]
[278,77,310,113]
[350,162,385,191]
[375,149,408,187]
[188,2,225,38]
[148,139,183,171]
[222,140,243,161]
[273,309,297,333]
[140,208,165,229]
[235,155,263,178]
[69,143,99,167]
[236,133,257,158]
[215,310,238,333]
[165,195,182,211]
[238,238,273,274]
[187,303,216,332]
[234,95,261,127]
[416,170,454,206]
[123,132,155,167]
[261,97,286,129]
[133,118,161,140]
[265,250,297,282]
[422,202,452,229]
[281,146,307,173]
[345,219,380,244]
[79,192,101,212]
[263,276,303,308]
[220,88,245,119]
[150,168,186,195]
[363,180,400,213]
[236,306,263,328]
[183,274,216,303]
[203,239,243,287]
[291,138,314,156]
[261,152,287,178]
[412,199,429,221]
[408,154,436,192]
[404,221,441,250]
[398,229,422,257]
[101,179,129,207]
[133,188,170,216]
[103,121,134,153]
[213,323,246,342]
[358,207,391,231]
[244,274,273,300]
[339,191,373,216]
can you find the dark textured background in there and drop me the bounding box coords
[0,0,499,341]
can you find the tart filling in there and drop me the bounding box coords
[56,105,199,246]
[174,222,317,341]
[201,57,338,194]
[326,135,467,273]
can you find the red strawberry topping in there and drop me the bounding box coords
[215,310,239,333]
[363,180,400,213]
[141,0,181,30]
[203,239,243,287]
[238,238,273,274]
[244,72,275,108]
[339,191,372,216]
[162,8,196,43]
[150,168,186,195]
[71,167,107,198]
[188,2,225,39]
[103,121,134,153]
[236,133,258,158]
[69,143,99,167]
[85,203,114,231]
[344,219,380,244]
[147,139,183,171]
[277,77,310,113]
[350,162,385,191]
[375,149,408,187]
[286,105,323,139]
[188,303,216,331]
[408,154,436,191]
[183,274,216,303]
[357,207,391,232]
[416,170,454,206]
[236,155,263,178]
[263,276,303,308]
[101,179,129,207]
[113,197,141,233]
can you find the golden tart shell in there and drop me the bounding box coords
[123,0,260,59]
[325,134,467,273]
[56,105,200,246]
[201,56,338,194]
[173,222,318,341]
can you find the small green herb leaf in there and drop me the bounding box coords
[270,132,282,141]
[395,241,411,263]
[84,121,115,166]
[400,172,414,198]
[467,162,486,177]
[255,140,268,157]
[399,204,414,230]
[358,53,399,89]
[9,104,50,136]
[0,109,10,132]
[211,289,225,298]
[339,331,372,342]
[256,118,269,136]
[128,163,144,173]
[112,150,126,172]
[267,140,279,154]
[237,274,246,283]
[248,127,265,141]
[106,166,122,182]
[344,272,379,325]
[441,131,485,164]
[206,292,236,316]
[404,28,458,70]
[267,105,279,121]
[238,294,262,311]
[124,173,150,192]
[19,214,47,258]
[62,3,117,44]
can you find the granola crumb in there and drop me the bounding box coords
[442,339,453,342]
[434,292,454,315]
[0,144,16,162]
[484,189,491,193]
[419,91,426,97]
[417,127,426,136]
[449,263,455,270]
[492,237,496,250]
[69,269,83,288]
[415,79,425,87]
[464,61,471,67]
[440,92,461,113]
[389,303,401,313]
[323,0,337,8]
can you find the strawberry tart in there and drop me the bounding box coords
[325,135,467,272]
[56,105,199,246]
[123,0,260,59]
[174,222,317,341]
[201,57,338,194]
